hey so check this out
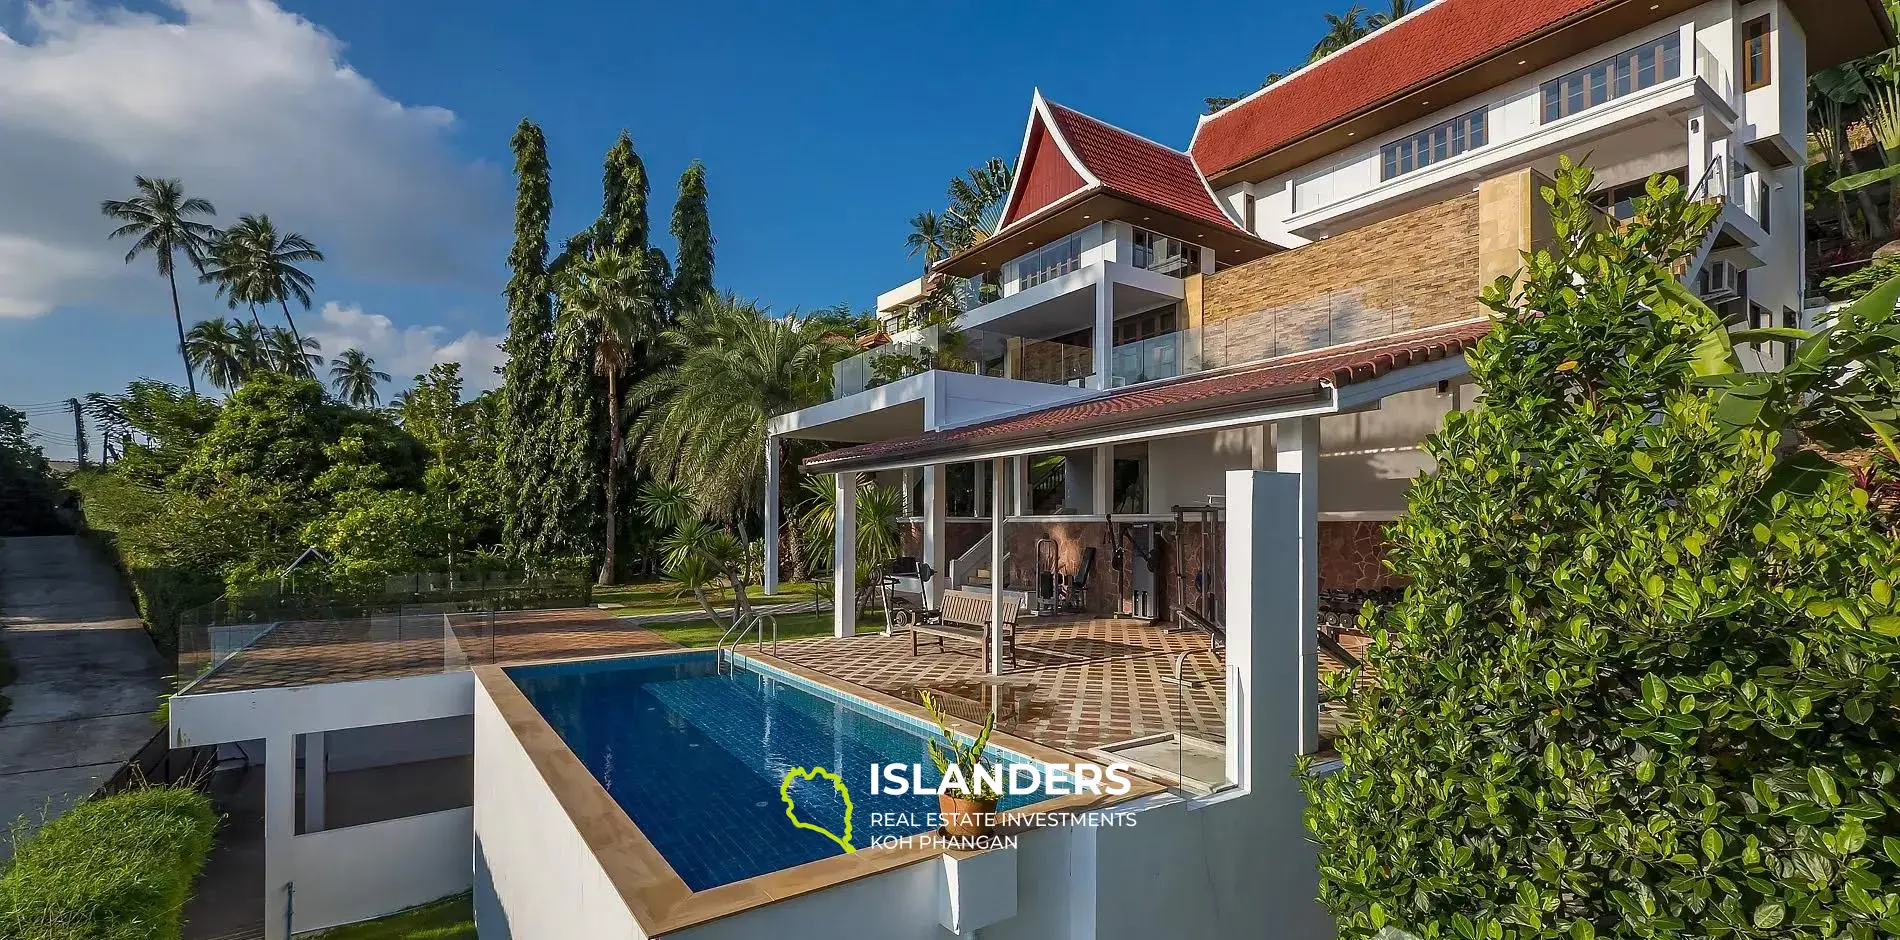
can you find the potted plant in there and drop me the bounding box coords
[920,692,1002,841]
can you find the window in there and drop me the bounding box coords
[1006,234,1082,291]
[1541,33,1681,123]
[1587,169,1688,221]
[1743,17,1771,91]
[1132,228,1201,276]
[1381,109,1488,181]
[1113,306,1178,346]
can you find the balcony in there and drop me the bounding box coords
[831,326,1094,400]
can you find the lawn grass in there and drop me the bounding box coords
[594,579,819,617]
[647,608,886,648]
[308,892,474,940]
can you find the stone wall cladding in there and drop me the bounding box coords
[1199,192,1482,366]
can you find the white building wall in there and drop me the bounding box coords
[1218,2,1784,242]
[472,680,647,940]
[290,808,474,934]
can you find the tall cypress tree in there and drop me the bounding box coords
[495,120,557,565]
[669,161,714,313]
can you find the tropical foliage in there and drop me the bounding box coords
[0,405,68,537]
[329,348,390,407]
[1305,159,1900,940]
[100,177,218,396]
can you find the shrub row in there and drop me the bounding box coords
[0,787,218,940]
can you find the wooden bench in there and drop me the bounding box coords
[910,590,1022,667]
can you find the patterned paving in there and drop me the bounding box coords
[184,607,678,694]
[767,617,1232,754]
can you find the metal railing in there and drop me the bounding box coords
[715,610,778,674]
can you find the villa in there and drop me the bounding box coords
[163,0,1888,937]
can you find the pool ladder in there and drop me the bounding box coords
[715,610,778,675]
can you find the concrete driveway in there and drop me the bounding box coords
[0,534,167,854]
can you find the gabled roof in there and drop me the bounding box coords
[804,319,1491,473]
[1190,0,1896,186]
[994,92,1240,237]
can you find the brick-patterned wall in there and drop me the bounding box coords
[1318,521,1407,591]
[898,521,989,567]
[1198,191,1481,364]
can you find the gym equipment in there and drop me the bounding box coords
[1114,522,1159,620]
[1169,504,1224,644]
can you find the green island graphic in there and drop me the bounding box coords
[779,766,857,853]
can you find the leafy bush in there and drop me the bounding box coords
[0,787,218,940]
[1305,160,1900,938]
[0,405,69,537]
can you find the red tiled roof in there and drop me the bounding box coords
[804,319,1492,472]
[1191,0,1610,178]
[1042,101,1240,233]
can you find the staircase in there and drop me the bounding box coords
[948,533,1032,610]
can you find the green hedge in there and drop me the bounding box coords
[0,787,218,940]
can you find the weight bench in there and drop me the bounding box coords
[910,589,1022,667]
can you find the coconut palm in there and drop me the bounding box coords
[183,317,250,391]
[1310,5,1369,62]
[200,214,324,348]
[329,348,390,407]
[264,327,321,379]
[101,177,219,396]
[230,318,271,374]
[905,211,952,276]
[557,249,659,585]
[630,295,847,523]
[1366,0,1415,28]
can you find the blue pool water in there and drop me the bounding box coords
[506,651,1044,891]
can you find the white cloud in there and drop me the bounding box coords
[0,0,506,318]
[310,302,506,393]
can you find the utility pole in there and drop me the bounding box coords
[68,398,88,468]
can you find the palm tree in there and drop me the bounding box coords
[264,327,321,379]
[329,348,390,407]
[231,318,271,375]
[557,250,659,585]
[1310,5,1369,62]
[183,317,249,391]
[219,215,326,347]
[946,158,1015,250]
[629,294,850,581]
[1366,0,1414,28]
[905,211,952,276]
[101,177,218,396]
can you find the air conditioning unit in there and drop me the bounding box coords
[1699,259,1741,304]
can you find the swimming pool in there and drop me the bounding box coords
[505,651,1045,891]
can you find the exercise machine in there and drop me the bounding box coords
[1169,504,1224,645]
[1113,521,1160,620]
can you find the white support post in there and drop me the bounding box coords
[264,733,296,940]
[922,464,947,606]
[1223,470,1302,790]
[1011,457,1030,516]
[990,457,1006,676]
[302,731,325,834]
[973,461,989,518]
[763,436,781,595]
[1091,274,1112,389]
[1093,444,1113,514]
[902,468,917,516]
[1686,107,1711,196]
[1274,416,1322,755]
[833,472,859,638]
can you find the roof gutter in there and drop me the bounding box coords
[803,381,1336,476]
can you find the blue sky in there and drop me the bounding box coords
[0,0,1335,458]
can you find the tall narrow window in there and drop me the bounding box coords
[1241,193,1257,233]
[1743,17,1772,91]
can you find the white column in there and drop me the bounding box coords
[973,461,989,518]
[1223,470,1327,934]
[1686,107,1711,196]
[1274,416,1322,755]
[264,733,296,940]
[1010,457,1030,516]
[1091,273,1112,389]
[833,472,858,638]
[922,464,947,605]
[1093,444,1113,514]
[990,457,1006,676]
[763,436,781,595]
[902,468,917,516]
[302,731,325,834]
